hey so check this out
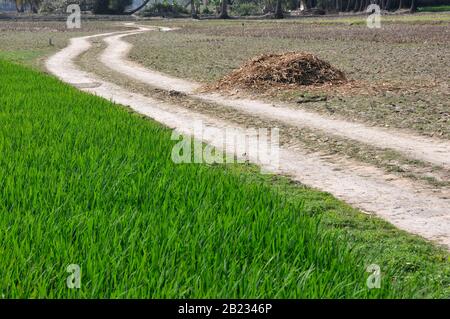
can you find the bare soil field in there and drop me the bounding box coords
[127,17,450,139]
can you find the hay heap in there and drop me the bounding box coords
[212,52,347,90]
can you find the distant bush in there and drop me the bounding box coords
[92,0,109,13]
[202,5,213,15]
[232,3,261,16]
[140,2,188,17]
[92,0,132,14]
[417,5,450,12]
[39,0,66,13]
[109,0,133,13]
[39,0,96,13]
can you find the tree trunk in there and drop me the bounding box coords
[191,0,199,18]
[16,0,24,12]
[306,0,311,9]
[126,0,152,15]
[385,0,391,10]
[410,0,417,12]
[219,0,229,18]
[358,0,365,11]
[346,0,352,11]
[275,0,284,18]
[30,0,39,13]
[398,0,403,10]
[353,0,360,11]
[300,0,307,10]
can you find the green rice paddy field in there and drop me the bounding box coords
[0,60,449,298]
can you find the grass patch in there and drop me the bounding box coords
[0,21,129,67]
[0,60,448,298]
[0,50,43,65]
[418,6,450,12]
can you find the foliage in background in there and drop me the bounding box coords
[108,0,133,12]
[3,0,450,16]
[232,2,262,15]
[38,0,97,13]
[140,0,188,16]
[92,0,132,13]
[417,5,450,11]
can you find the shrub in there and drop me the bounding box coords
[92,0,110,13]
[232,3,261,16]
[108,0,132,13]
[39,0,96,13]
[202,5,212,15]
[91,0,132,14]
[140,2,188,17]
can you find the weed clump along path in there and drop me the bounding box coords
[210,52,347,91]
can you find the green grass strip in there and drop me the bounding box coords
[418,6,450,12]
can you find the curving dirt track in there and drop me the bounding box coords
[46,24,450,249]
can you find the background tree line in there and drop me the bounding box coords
[1,0,142,13]
[1,0,449,16]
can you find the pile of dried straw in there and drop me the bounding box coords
[210,52,347,90]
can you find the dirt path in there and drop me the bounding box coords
[101,30,450,170]
[46,27,450,249]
